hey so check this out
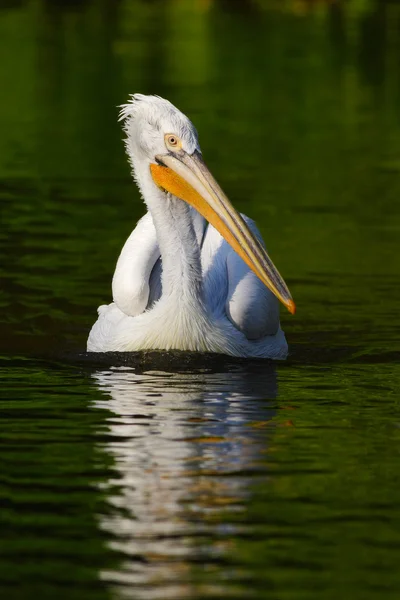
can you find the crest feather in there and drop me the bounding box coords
[118,94,173,125]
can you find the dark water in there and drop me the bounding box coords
[1,1,400,598]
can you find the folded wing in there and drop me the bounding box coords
[112,212,160,316]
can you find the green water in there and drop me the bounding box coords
[1,1,400,598]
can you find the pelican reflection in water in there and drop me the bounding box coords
[88,95,294,358]
[93,364,277,592]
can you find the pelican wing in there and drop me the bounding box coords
[201,215,280,340]
[225,216,280,339]
[112,212,160,316]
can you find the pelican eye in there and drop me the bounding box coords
[165,133,182,150]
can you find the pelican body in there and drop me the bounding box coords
[87,95,295,358]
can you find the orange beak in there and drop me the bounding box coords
[150,150,295,315]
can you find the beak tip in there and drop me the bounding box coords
[287,299,296,315]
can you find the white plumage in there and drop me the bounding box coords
[87,94,294,358]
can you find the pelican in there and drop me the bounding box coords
[87,94,295,358]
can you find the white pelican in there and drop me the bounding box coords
[87,94,295,358]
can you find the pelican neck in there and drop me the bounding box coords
[149,192,205,303]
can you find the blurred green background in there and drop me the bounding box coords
[1,0,400,354]
[1,1,400,599]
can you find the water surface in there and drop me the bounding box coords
[1,1,400,599]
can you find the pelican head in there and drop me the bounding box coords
[119,94,295,315]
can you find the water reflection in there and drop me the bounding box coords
[92,362,278,597]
